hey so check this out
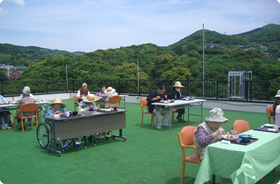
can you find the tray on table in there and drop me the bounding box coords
[230,138,258,145]
[253,126,280,133]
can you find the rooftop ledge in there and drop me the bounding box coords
[5,92,270,114]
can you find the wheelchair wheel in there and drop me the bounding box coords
[37,123,50,148]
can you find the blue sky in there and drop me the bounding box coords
[0,0,280,52]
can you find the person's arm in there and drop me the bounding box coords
[147,91,160,103]
[77,90,81,98]
[195,126,214,147]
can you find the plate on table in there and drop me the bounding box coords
[221,134,239,141]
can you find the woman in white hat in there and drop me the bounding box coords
[78,94,100,112]
[167,81,186,122]
[193,108,227,161]
[273,90,280,125]
[103,87,118,109]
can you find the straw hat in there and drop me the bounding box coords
[205,108,228,123]
[105,87,116,94]
[49,98,66,108]
[173,81,184,88]
[275,90,280,98]
[83,94,100,103]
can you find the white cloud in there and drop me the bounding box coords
[277,0,280,4]
[0,0,4,4]
[8,0,25,6]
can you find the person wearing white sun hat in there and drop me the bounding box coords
[167,81,186,122]
[104,87,118,109]
[194,108,232,184]
[273,90,280,126]
[193,108,227,160]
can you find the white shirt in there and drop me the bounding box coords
[104,92,118,108]
[275,105,280,126]
[19,94,35,100]
[77,90,90,98]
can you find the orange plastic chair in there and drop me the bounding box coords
[140,97,156,128]
[73,95,79,111]
[178,126,202,184]
[266,105,275,124]
[232,120,250,134]
[172,109,185,123]
[13,103,39,133]
[108,95,122,109]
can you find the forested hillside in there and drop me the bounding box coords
[1,24,280,82]
[0,43,85,67]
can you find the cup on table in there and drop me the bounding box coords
[66,112,70,117]
[230,130,237,135]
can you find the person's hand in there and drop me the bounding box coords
[81,94,85,97]
[154,96,161,101]
[55,111,60,114]
[212,128,224,137]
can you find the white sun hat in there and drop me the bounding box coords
[205,108,228,123]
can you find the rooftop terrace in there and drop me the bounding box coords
[1,100,279,184]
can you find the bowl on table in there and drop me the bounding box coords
[221,134,239,141]
[239,134,252,142]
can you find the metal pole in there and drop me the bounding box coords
[137,60,139,94]
[66,64,68,91]
[203,23,205,98]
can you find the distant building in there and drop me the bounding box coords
[263,52,272,58]
[260,46,268,50]
[9,70,23,79]
[205,43,226,49]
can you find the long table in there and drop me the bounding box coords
[152,99,206,130]
[0,100,50,122]
[43,109,127,156]
[194,129,280,184]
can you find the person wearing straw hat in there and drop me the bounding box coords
[48,98,81,148]
[147,84,170,129]
[104,87,118,109]
[47,98,66,116]
[193,108,227,161]
[78,94,100,112]
[167,81,186,123]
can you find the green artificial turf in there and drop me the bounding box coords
[0,100,279,184]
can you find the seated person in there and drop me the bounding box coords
[19,86,35,100]
[77,83,90,102]
[48,98,80,148]
[78,94,109,138]
[273,89,280,118]
[0,95,11,130]
[147,85,170,129]
[167,81,186,122]
[96,85,107,107]
[194,108,232,184]
[17,88,36,129]
[104,87,118,109]
[78,94,99,112]
[19,86,35,125]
